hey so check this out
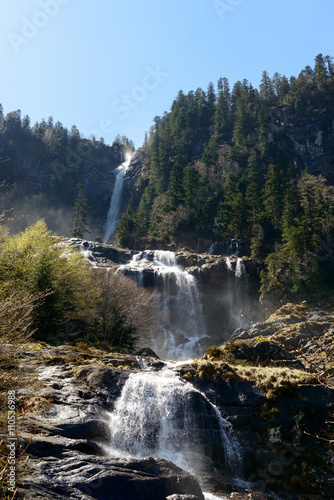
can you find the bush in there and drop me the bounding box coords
[0,289,47,342]
[0,220,158,350]
[0,220,97,340]
[91,269,158,349]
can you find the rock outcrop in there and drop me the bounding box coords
[2,338,332,499]
[19,455,204,500]
[231,302,334,374]
[269,104,334,183]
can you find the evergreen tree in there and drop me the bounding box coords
[259,70,275,105]
[263,164,283,230]
[314,53,328,91]
[166,163,184,210]
[183,164,200,209]
[115,206,136,248]
[214,77,231,141]
[70,183,90,238]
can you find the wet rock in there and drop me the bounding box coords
[20,433,106,459]
[166,495,203,500]
[135,347,160,358]
[20,456,205,500]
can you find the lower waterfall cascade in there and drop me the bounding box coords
[107,364,242,499]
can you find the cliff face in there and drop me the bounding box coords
[1,142,129,237]
[268,104,334,182]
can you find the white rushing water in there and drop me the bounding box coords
[111,251,246,498]
[108,365,241,494]
[226,256,249,330]
[103,152,132,243]
[119,250,208,360]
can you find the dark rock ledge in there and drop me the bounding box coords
[19,455,204,500]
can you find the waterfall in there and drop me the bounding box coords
[107,365,242,493]
[103,153,132,243]
[112,252,246,498]
[119,250,207,360]
[226,239,239,256]
[225,257,249,330]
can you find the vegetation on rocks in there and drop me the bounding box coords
[182,358,318,399]
[182,300,334,400]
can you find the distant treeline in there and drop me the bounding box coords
[0,106,134,179]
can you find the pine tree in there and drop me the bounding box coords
[183,164,200,209]
[70,183,90,238]
[314,53,328,91]
[214,77,231,141]
[259,70,275,105]
[166,163,184,210]
[115,206,136,248]
[263,164,283,230]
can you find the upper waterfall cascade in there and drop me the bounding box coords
[119,250,208,360]
[103,153,132,243]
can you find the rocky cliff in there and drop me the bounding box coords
[0,141,138,238]
[269,104,334,183]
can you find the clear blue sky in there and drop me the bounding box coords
[1,0,333,149]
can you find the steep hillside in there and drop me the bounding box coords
[117,54,334,300]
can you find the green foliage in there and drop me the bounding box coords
[260,174,334,297]
[0,221,157,349]
[115,206,137,248]
[115,53,334,299]
[166,163,184,210]
[263,164,283,230]
[0,220,96,338]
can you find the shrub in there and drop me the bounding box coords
[0,221,159,350]
[90,269,158,349]
[0,289,47,342]
[0,220,97,340]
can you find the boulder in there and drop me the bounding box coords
[135,347,160,359]
[230,321,284,341]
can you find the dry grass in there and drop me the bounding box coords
[0,290,49,343]
[185,359,318,398]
